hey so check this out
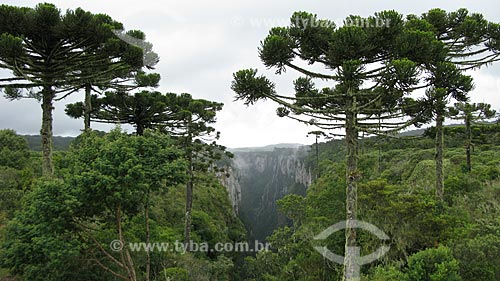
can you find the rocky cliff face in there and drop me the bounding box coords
[217,165,242,215]
[220,145,313,241]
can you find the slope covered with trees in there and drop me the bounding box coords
[1,3,500,281]
[0,129,246,281]
[242,123,500,281]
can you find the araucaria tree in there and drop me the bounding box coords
[448,102,496,172]
[0,3,150,176]
[231,11,443,280]
[163,93,227,249]
[65,90,175,136]
[412,9,500,199]
[415,62,473,200]
[66,90,228,249]
[65,29,160,131]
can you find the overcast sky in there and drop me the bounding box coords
[1,0,500,148]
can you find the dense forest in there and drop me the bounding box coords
[1,2,500,281]
[242,124,500,280]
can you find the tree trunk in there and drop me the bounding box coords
[377,115,382,174]
[316,136,320,178]
[377,141,382,174]
[184,151,194,249]
[116,205,137,281]
[343,105,359,281]
[84,84,92,131]
[41,85,55,177]
[117,206,132,280]
[136,122,144,136]
[435,110,445,200]
[465,115,472,172]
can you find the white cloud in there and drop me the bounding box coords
[470,71,500,110]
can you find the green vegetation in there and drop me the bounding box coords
[1,3,500,281]
[240,125,500,281]
[448,102,497,172]
[22,135,75,151]
[0,129,245,281]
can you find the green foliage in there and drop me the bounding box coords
[450,181,500,281]
[66,91,178,135]
[453,234,500,280]
[231,11,468,279]
[156,252,236,281]
[22,135,75,151]
[0,130,187,280]
[0,129,30,169]
[161,267,188,281]
[358,179,464,260]
[0,129,245,280]
[232,69,276,105]
[1,5,500,280]
[241,161,347,280]
[248,125,500,280]
[66,129,187,216]
[406,246,461,281]
[243,225,340,281]
[0,3,147,87]
[154,172,246,243]
[277,194,305,225]
[243,251,281,280]
[0,167,31,220]
[0,180,87,281]
[363,265,407,281]
[0,130,34,222]
[209,255,234,280]
[364,247,462,281]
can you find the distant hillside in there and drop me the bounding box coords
[19,125,472,152]
[227,128,434,152]
[398,127,427,137]
[229,143,304,153]
[23,135,75,151]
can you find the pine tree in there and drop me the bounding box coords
[411,9,500,199]
[448,102,496,172]
[66,90,228,250]
[0,3,149,176]
[231,11,442,280]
